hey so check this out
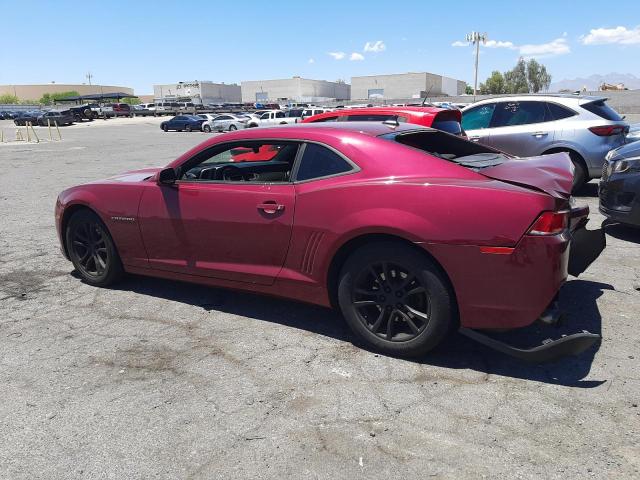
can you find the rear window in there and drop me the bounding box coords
[546,102,576,120]
[581,100,623,121]
[380,130,509,169]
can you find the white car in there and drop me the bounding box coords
[301,107,329,120]
[202,114,248,133]
[246,110,299,128]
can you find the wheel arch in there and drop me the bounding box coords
[542,146,588,174]
[325,233,459,318]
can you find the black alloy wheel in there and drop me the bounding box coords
[66,210,123,286]
[351,261,431,342]
[338,242,454,357]
[185,124,192,132]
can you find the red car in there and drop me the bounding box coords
[55,122,602,360]
[302,106,463,136]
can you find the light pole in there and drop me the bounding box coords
[465,31,487,97]
[86,72,93,85]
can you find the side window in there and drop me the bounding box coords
[180,142,300,183]
[345,114,396,122]
[461,104,496,130]
[546,102,576,120]
[296,143,354,181]
[310,116,339,122]
[275,111,285,118]
[217,115,231,120]
[260,113,270,120]
[491,101,548,127]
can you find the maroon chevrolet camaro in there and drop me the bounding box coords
[55,122,602,359]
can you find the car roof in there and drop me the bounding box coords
[249,121,434,136]
[465,94,607,107]
[321,106,444,117]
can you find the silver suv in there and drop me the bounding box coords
[461,95,628,189]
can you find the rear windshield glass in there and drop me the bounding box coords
[431,120,462,135]
[380,130,509,170]
[582,100,622,121]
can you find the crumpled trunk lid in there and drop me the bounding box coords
[479,153,574,199]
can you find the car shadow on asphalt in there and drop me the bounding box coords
[573,182,599,198]
[604,221,640,244]
[109,274,610,388]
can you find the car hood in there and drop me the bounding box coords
[609,140,640,160]
[479,153,573,199]
[104,167,161,183]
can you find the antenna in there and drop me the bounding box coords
[421,85,433,107]
[464,31,488,98]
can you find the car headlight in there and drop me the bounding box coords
[605,149,616,161]
[612,156,640,173]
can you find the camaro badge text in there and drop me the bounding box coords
[111,216,136,223]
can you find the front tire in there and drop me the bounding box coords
[229,124,237,131]
[203,125,211,133]
[65,210,123,287]
[162,124,168,132]
[337,241,454,357]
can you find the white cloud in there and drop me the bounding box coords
[308,58,315,64]
[452,36,570,57]
[485,40,516,49]
[350,52,365,61]
[328,51,346,60]
[364,40,386,52]
[581,26,640,45]
[519,37,570,58]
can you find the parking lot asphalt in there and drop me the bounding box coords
[1,117,639,479]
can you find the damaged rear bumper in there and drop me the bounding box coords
[459,326,600,363]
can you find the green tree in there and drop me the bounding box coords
[121,97,140,105]
[465,85,473,95]
[479,71,506,94]
[526,58,551,93]
[504,58,529,93]
[0,94,19,104]
[39,90,80,105]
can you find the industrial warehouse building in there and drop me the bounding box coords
[153,81,241,105]
[0,84,134,101]
[241,77,350,103]
[351,72,466,100]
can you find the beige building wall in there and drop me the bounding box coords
[0,84,134,100]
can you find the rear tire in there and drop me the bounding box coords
[568,152,587,192]
[203,125,211,133]
[65,210,123,287]
[185,125,192,132]
[337,241,454,357]
[229,124,237,131]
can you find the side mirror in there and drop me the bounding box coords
[158,167,177,186]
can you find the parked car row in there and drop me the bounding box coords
[12,109,74,126]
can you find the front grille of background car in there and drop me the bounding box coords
[601,161,610,183]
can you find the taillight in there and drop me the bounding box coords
[588,125,625,136]
[527,211,568,235]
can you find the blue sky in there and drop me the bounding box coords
[1,0,639,93]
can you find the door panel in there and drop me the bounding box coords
[138,182,295,285]
[488,101,554,156]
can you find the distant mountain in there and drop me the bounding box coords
[550,73,640,92]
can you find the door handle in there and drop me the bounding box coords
[469,136,481,142]
[532,131,548,137]
[257,201,285,214]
